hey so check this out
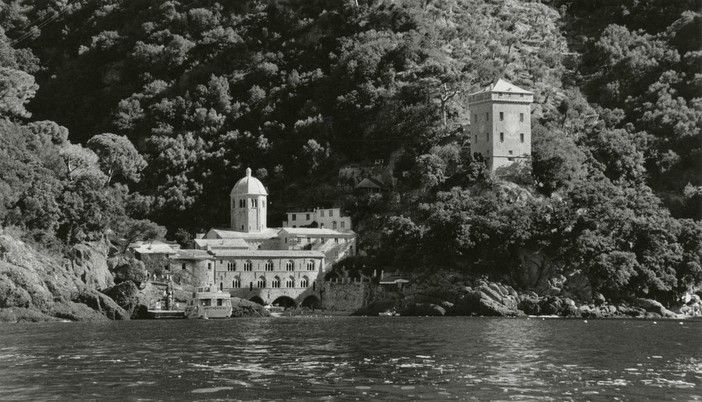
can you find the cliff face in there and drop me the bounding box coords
[0,230,129,322]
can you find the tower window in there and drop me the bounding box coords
[520,113,524,122]
[499,112,504,121]
[239,199,245,208]
[499,132,504,142]
[520,133,525,143]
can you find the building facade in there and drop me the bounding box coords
[282,207,352,231]
[169,168,356,308]
[468,79,533,170]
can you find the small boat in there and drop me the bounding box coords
[264,304,285,317]
[185,287,233,319]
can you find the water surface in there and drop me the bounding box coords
[0,317,699,400]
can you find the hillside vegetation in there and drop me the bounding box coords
[0,0,700,305]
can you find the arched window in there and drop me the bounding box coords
[244,260,252,271]
[300,276,309,288]
[286,276,295,288]
[233,277,241,288]
[272,276,281,288]
[227,261,236,271]
[286,260,294,271]
[257,277,266,288]
[265,260,274,271]
[239,199,245,208]
[307,260,315,271]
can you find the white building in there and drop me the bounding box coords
[282,207,352,231]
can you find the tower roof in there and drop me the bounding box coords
[471,79,533,96]
[231,167,268,196]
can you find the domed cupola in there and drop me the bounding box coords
[231,167,268,197]
[230,168,267,232]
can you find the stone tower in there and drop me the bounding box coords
[468,79,533,170]
[230,168,268,232]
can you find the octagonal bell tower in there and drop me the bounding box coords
[230,168,268,232]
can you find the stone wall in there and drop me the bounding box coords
[321,280,370,311]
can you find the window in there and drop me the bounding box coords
[244,260,252,271]
[232,199,235,209]
[292,214,296,221]
[333,221,337,230]
[239,199,245,208]
[499,132,504,142]
[262,200,265,208]
[251,199,257,208]
[257,277,266,288]
[249,282,253,291]
[474,114,477,122]
[181,263,186,270]
[485,112,489,120]
[265,260,274,271]
[499,112,504,121]
[208,263,212,270]
[306,213,310,220]
[301,277,309,288]
[307,260,315,271]
[272,277,281,288]
[341,221,345,229]
[508,150,513,155]
[508,157,515,161]
[286,260,294,271]
[227,261,236,271]
[520,113,524,122]
[217,298,223,306]
[233,277,241,288]
[520,133,525,143]
[474,134,477,143]
[286,276,295,288]
[220,282,223,291]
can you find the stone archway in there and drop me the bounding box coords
[272,296,296,308]
[301,295,320,309]
[250,295,265,305]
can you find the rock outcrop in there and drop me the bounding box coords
[230,297,271,317]
[0,231,126,322]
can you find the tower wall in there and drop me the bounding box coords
[468,88,533,170]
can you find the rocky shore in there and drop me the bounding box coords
[352,276,702,319]
[0,231,270,322]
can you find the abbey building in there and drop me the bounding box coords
[169,168,356,308]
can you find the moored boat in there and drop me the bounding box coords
[185,287,233,319]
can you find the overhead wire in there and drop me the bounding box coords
[9,0,79,48]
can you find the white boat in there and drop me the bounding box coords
[264,304,285,317]
[185,287,233,319]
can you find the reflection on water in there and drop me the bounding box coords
[0,317,700,400]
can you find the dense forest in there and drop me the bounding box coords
[0,0,700,302]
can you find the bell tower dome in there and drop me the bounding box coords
[230,168,268,232]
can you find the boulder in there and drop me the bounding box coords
[75,289,130,320]
[449,282,524,317]
[633,298,678,318]
[562,271,592,302]
[538,296,564,315]
[66,243,114,290]
[230,297,270,317]
[103,281,143,318]
[109,256,148,286]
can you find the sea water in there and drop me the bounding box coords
[0,317,699,400]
